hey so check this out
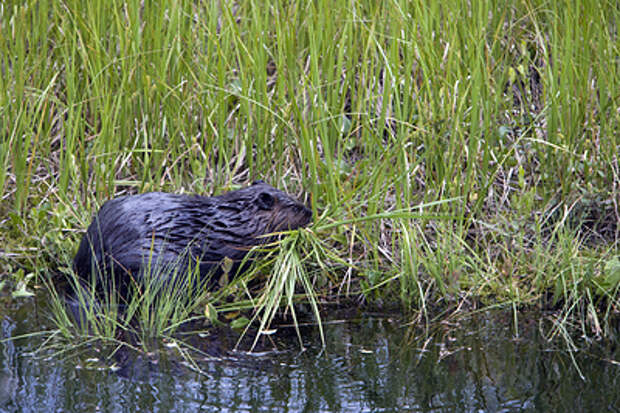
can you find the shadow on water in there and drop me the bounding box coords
[0,294,619,412]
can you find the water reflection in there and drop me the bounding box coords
[1,299,618,412]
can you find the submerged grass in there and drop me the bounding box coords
[0,0,618,351]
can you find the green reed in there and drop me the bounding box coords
[1,0,618,347]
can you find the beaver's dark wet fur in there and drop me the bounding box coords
[73,181,312,296]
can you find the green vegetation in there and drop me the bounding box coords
[1,0,618,350]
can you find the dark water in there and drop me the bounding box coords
[1,296,619,412]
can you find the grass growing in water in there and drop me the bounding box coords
[46,254,213,350]
[0,0,618,351]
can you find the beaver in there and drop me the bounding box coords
[73,181,312,298]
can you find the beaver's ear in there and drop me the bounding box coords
[256,192,275,210]
[252,180,266,185]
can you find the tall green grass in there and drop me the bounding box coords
[1,0,618,347]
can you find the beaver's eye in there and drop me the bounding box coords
[256,192,274,210]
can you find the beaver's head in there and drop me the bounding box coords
[214,180,312,242]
